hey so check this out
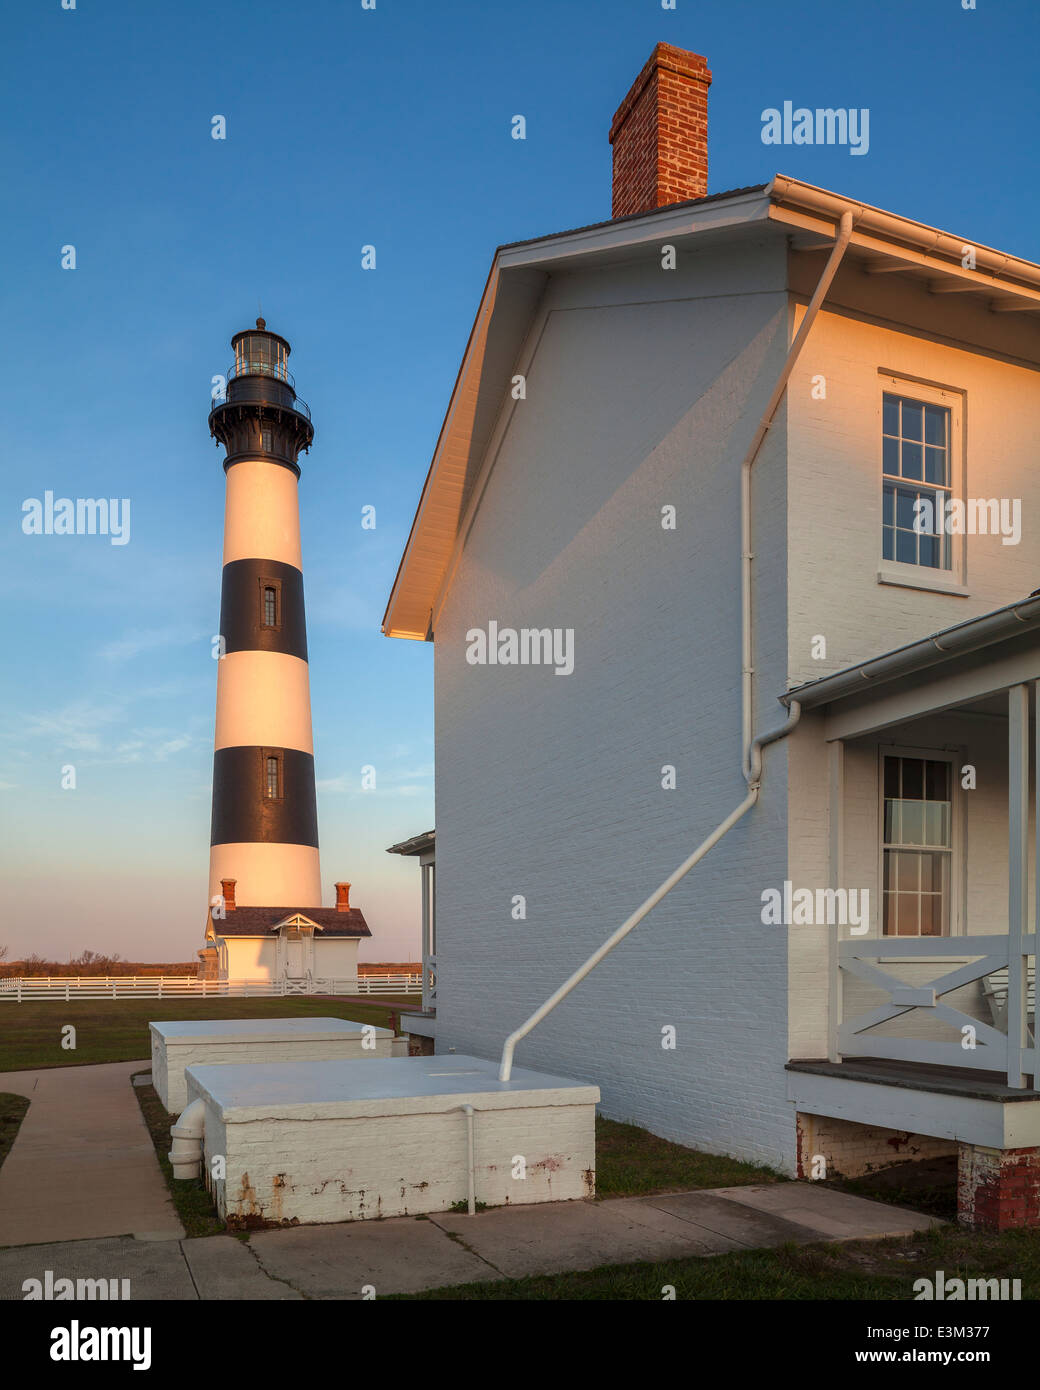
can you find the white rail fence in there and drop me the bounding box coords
[0,973,421,1001]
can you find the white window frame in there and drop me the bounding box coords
[875,743,963,940]
[876,373,967,596]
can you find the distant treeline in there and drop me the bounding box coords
[0,950,199,979]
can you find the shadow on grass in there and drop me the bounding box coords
[0,1093,29,1172]
[131,1073,224,1239]
[595,1115,782,1197]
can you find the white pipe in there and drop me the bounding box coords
[169,1099,206,1180]
[457,1104,476,1214]
[496,211,855,1085]
[498,703,801,1081]
[742,210,854,778]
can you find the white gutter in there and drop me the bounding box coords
[769,177,1040,294]
[785,593,1040,710]
[498,208,856,1082]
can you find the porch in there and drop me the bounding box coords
[782,596,1040,1224]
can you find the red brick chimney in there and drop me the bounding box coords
[609,43,712,218]
[220,877,236,912]
[335,882,351,912]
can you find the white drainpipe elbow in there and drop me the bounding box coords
[169,1098,206,1180]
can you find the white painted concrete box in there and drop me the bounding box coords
[150,1017,394,1113]
[183,1054,599,1226]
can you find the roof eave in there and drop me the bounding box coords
[783,595,1040,711]
[381,187,777,640]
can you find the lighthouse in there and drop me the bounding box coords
[200,320,372,986]
[208,317,323,909]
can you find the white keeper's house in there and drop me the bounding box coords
[383,42,1040,1228]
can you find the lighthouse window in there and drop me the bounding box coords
[261,428,273,452]
[265,755,281,799]
[259,577,281,630]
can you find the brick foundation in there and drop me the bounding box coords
[796,1112,957,1180]
[957,1144,1040,1230]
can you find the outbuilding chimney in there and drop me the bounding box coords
[220,877,236,912]
[335,881,351,912]
[609,43,712,218]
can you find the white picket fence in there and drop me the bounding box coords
[0,973,421,1001]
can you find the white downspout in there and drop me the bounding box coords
[169,1099,206,1180]
[497,210,855,1084]
[457,1104,476,1214]
[742,211,854,776]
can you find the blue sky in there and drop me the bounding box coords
[1,0,1037,962]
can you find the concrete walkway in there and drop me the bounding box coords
[0,1061,182,1247]
[0,1183,941,1300]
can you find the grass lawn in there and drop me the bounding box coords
[0,996,417,1072]
[132,1076,224,1238]
[0,1093,29,1171]
[595,1116,780,1196]
[391,1224,1040,1300]
[132,1073,223,1239]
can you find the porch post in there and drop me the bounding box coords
[1035,680,1040,1091]
[827,740,845,1063]
[1008,683,1029,1088]
[420,861,432,1013]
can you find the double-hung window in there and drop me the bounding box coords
[882,754,953,936]
[882,392,952,571]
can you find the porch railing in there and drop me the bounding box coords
[835,934,1038,1088]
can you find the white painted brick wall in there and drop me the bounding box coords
[429,244,1040,1178]
[434,243,800,1174]
[186,1081,595,1224]
[787,290,1040,687]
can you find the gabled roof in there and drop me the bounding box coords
[207,906,371,938]
[382,175,1040,642]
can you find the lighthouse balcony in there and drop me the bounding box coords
[212,370,311,422]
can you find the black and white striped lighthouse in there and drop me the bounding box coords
[207,320,322,909]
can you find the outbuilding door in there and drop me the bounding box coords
[285,930,304,979]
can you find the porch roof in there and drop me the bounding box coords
[782,591,1040,714]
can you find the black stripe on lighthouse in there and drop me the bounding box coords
[219,557,308,661]
[211,746,319,847]
[211,551,317,849]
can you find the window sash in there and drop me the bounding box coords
[882,392,953,571]
[882,755,953,937]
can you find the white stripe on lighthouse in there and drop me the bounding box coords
[209,843,322,909]
[222,458,304,569]
[213,651,315,754]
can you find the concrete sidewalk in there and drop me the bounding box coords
[0,1061,183,1247]
[0,1183,942,1300]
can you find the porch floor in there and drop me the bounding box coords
[787,1057,1040,1103]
